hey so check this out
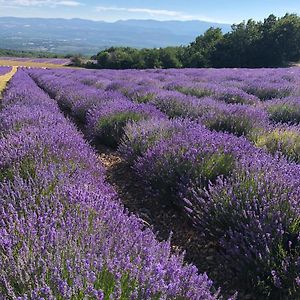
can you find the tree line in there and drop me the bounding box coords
[84,14,300,69]
[0,49,69,59]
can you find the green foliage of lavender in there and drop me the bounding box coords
[266,97,300,125]
[255,126,300,163]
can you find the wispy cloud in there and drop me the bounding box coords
[95,6,216,22]
[0,0,82,7]
[56,1,81,6]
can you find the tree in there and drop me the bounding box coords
[212,20,262,67]
[274,14,300,63]
[71,54,83,67]
[184,27,223,67]
[141,49,161,68]
[159,47,182,68]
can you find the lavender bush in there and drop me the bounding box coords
[255,125,300,163]
[86,99,165,147]
[243,81,295,100]
[119,118,195,164]
[201,104,268,137]
[184,153,300,299]
[213,86,260,105]
[134,124,253,199]
[266,97,300,125]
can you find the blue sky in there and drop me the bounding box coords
[0,0,299,24]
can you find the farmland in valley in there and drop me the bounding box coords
[1,66,300,299]
[0,57,71,68]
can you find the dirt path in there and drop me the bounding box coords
[0,66,18,98]
[96,145,231,292]
[0,60,72,69]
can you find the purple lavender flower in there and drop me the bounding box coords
[86,99,165,147]
[119,118,196,164]
[134,123,254,199]
[184,152,300,298]
[0,66,12,76]
[265,96,300,125]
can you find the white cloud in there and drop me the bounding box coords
[0,0,82,7]
[95,6,216,22]
[56,1,81,6]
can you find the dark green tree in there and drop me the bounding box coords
[184,27,223,67]
[159,47,182,68]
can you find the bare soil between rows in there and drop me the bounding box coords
[96,144,247,299]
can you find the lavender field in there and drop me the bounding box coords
[0,66,12,76]
[1,66,300,299]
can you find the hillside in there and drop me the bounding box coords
[0,17,231,55]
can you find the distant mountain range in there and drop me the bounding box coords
[0,17,231,55]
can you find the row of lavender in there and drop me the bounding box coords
[0,66,12,76]
[28,68,300,298]
[30,67,300,165]
[93,68,300,165]
[0,69,217,299]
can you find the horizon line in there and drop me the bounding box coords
[0,15,238,25]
